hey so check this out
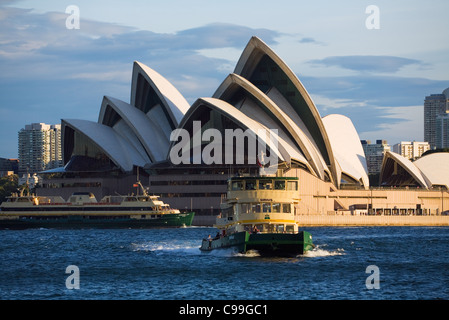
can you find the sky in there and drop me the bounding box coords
[0,0,448,159]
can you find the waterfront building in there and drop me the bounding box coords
[424,88,449,149]
[37,37,448,224]
[18,123,62,174]
[392,141,430,160]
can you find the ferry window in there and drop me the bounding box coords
[263,203,271,213]
[274,180,285,190]
[276,224,285,233]
[251,203,262,213]
[287,181,298,191]
[231,181,243,191]
[241,203,250,214]
[282,204,291,213]
[245,181,256,190]
[286,225,294,233]
[259,180,272,190]
[272,203,281,213]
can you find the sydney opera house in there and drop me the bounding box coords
[39,37,449,224]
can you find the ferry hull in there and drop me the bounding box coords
[0,212,195,230]
[200,231,314,256]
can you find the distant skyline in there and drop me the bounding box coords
[1,0,448,158]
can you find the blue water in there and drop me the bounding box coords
[1,226,448,300]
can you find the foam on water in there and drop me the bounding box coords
[233,250,261,258]
[131,241,201,255]
[304,245,345,258]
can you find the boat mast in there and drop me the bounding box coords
[136,166,149,196]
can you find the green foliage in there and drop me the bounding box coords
[0,175,18,204]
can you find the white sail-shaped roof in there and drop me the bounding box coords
[62,119,147,172]
[414,153,449,189]
[380,151,429,189]
[322,114,370,189]
[213,73,316,175]
[171,97,285,165]
[233,36,338,184]
[130,61,190,127]
[60,36,373,188]
[98,96,169,162]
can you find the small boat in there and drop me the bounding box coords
[0,181,194,229]
[200,175,314,256]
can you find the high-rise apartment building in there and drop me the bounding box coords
[392,141,430,160]
[436,113,449,149]
[361,139,390,175]
[424,88,449,149]
[18,123,62,174]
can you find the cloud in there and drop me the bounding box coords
[299,37,326,46]
[357,106,424,144]
[177,23,279,49]
[0,5,282,157]
[309,55,425,73]
[301,75,448,108]
[304,74,448,143]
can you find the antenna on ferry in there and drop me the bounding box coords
[257,150,267,176]
[136,166,140,196]
[134,166,149,196]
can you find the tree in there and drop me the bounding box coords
[0,174,18,204]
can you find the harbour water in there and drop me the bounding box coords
[1,226,448,302]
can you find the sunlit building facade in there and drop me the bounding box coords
[18,123,62,174]
[424,88,449,149]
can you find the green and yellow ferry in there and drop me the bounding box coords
[0,182,194,229]
[200,175,314,256]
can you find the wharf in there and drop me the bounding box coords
[192,214,449,227]
[297,215,449,227]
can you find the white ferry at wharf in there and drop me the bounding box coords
[200,172,314,256]
[0,181,194,229]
